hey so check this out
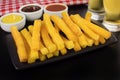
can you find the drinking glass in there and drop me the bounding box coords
[103,0,120,32]
[88,0,105,21]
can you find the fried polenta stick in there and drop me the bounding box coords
[43,13,65,50]
[84,34,94,47]
[28,50,39,63]
[85,11,92,21]
[70,14,99,41]
[61,35,74,50]
[31,20,41,50]
[46,53,54,59]
[75,14,111,39]
[39,52,46,61]
[11,26,27,62]
[27,25,49,55]
[50,14,78,42]
[27,20,41,63]
[41,22,57,54]
[53,50,59,56]
[54,23,60,32]
[39,39,49,55]
[21,28,32,49]
[21,34,30,56]
[99,36,106,44]
[41,22,56,58]
[60,48,67,55]
[28,25,33,35]
[46,51,54,58]
[54,25,68,55]
[22,36,39,63]
[73,41,81,52]
[21,35,30,63]
[94,40,99,46]
[20,28,31,63]
[88,23,111,39]
[20,28,39,63]
[54,24,74,50]
[62,11,82,36]
[78,33,88,48]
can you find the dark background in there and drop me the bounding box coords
[0,4,120,80]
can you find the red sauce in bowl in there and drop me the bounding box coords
[46,4,66,11]
[22,5,41,12]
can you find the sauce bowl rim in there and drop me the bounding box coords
[19,3,43,14]
[44,3,68,13]
[0,12,26,25]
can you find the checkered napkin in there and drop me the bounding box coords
[0,0,88,16]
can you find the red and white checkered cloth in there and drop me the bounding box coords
[0,0,88,16]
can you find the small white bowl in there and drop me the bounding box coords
[0,13,26,32]
[19,4,43,21]
[44,3,68,17]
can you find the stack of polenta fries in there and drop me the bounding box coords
[11,11,111,63]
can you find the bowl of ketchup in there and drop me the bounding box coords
[44,3,68,17]
[19,4,43,21]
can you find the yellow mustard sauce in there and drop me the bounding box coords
[2,14,23,24]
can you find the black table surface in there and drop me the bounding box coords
[0,4,120,80]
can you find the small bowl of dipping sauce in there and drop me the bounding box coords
[44,3,68,17]
[19,4,43,21]
[0,13,26,32]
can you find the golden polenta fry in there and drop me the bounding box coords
[76,14,111,39]
[54,24,74,50]
[28,50,39,63]
[54,23,60,32]
[41,22,57,54]
[21,28,32,49]
[73,41,81,52]
[20,28,32,63]
[78,33,88,48]
[46,53,54,59]
[21,36,31,63]
[60,48,67,55]
[27,24,48,55]
[62,11,82,36]
[21,28,39,63]
[31,20,41,50]
[85,11,92,21]
[43,13,65,50]
[50,14,78,42]
[39,39,49,55]
[54,24,71,55]
[21,34,30,56]
[39,52,46,61]
[61,35,74,50]
[21,37,34,63]
[94,40,99,46]
[70,14,99,41]
[53,50,59,56]
[84,34,94,47]
[99,36,106,44]
[88,22,111,39]
[28,25,33,35]
[11,26,27,62]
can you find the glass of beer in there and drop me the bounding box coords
[103,0,120,32]
[88,0,104,12]
[88,0,105,21]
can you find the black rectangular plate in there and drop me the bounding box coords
[5,21,118,70]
